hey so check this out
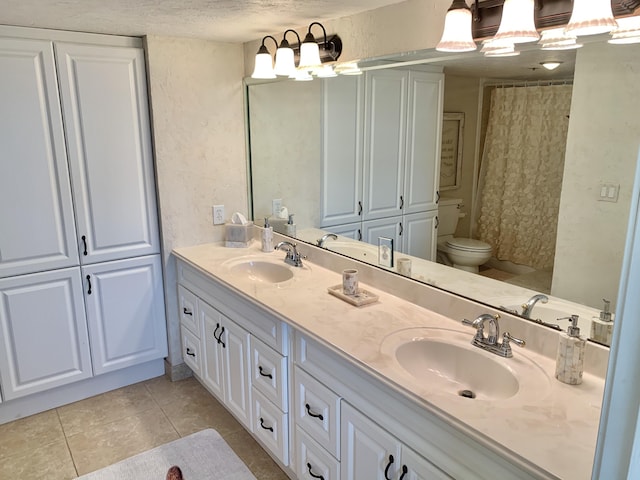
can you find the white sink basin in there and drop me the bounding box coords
[326,241,378,262]
[380,328,550,402]
[223,256,297,285]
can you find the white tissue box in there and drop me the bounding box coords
[225,222,254,248]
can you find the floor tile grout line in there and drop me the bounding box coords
[55,408,80,478]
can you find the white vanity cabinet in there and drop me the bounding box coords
[341,402,451,480]
[176,259,290,466]
[320,69,443,262]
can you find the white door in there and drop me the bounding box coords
[402,211,438,261]
[403,71,444,215]
[401,445,452,480]
[362,218,401,253]
[221,316,252,429]
[201,301,225,401]
[55,43,159,264]
[341,402,402,480]
[321,75,365,227]
[363,70,407,221]
[0,38,78,278]
[82,255,167,375]
[0,268,92,400]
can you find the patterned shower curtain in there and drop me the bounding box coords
[475,84,573,270]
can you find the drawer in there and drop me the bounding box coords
[294,366,341,459]
[181,326,202,377]
[178,285,199,337]
[252,387,289,466]
[252,336,288,412]
[296,425,341,480]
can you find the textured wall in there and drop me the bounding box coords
[552,42,640,309]
[145,36,247,366]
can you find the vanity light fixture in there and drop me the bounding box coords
[334,62,362,75]
[538,27,583,50]
[273,30,300,77]
[436,0,477,52]
[481,39,520,57]
[298,22,327,70]
[251,35,278,79]
[289,68,313,81]
[540,61,562,70]
[492,0,540,44]
[565,0,617,36]
[608,16,640,44]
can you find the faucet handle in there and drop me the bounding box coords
[503,332,525,348]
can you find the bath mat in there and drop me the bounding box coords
[77,428,257,479]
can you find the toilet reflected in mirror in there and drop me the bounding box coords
[436,198,492,273]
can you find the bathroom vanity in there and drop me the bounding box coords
[173,239,605,480]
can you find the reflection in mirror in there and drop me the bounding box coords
[246,39,640,346]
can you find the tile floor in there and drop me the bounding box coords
[0,375,289,479]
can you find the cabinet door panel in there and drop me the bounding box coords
[363,70,406,221]
[83,255,167,375]
[55,43,159,264]
[362,218,401,254]
[341,402,402,480]
[404,72,444,214]
[401,445,452,480]
[402,211,438,261]
[222,317,252,429]
[321,75,364,227]
[0,268,91,400]
[0,38,78,278]
[201,301,225,400]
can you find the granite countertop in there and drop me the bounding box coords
[173,241,604,480]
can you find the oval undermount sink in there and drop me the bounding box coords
[380,328,550,402]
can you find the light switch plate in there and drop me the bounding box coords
[598,183,619,203]
[378,237,394,268]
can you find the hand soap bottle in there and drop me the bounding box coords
[284,213,296,237]
[555,315,585,385]
[261,217,273,253]
[590,298,614,346]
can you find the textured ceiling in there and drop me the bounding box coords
[0,0,406,42]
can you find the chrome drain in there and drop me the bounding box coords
[458,389,476,399]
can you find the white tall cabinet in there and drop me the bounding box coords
[0,30,166,415]
[321,69,443,261]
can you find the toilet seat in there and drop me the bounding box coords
[445,238,492,253]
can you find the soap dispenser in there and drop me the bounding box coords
[590,299,614,346]
[555,315,585,385]
[284,213,296,237]
[261,217,273,253]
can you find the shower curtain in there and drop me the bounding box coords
[475,84,573,270]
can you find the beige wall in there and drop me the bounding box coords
[145,36,247,366]
[552,42,640,309]
[442,74,481,237]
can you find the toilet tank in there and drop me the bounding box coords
[438,198,463,236]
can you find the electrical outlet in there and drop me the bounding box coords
[272,198,282,217]
[213,205,225,225]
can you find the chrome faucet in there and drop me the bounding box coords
[317,233,337,248]
[521,294,549,318]
[275,241,304,267]
[462,313,526,358]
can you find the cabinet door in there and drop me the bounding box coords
[221,316,253,429]
[363,70,407,221]
[201,301,225,400]
[0,268,92,400]
[341,402,402,480]
[321,75,364,227]
[83,255,167,375]
[0,38,78,278]
[402,211,438,261]
[362,218,401,253]
[55,43,159,264]
[401,445,452,480]
[328,223,363,241]
[404,72,444,215]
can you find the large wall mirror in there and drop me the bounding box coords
[245,37,640,345]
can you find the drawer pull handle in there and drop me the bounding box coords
[384,454,394,480]
[358,201,362,216]
[81,235,88,256]
[213,322,220,339]
[259,417,273,432]
[399,195,404,210]
[307,462,325,480]
[399,465,408,480]
[258,366,273,379]
[86,275,92,295]
[186,348,195,357]
[217,326,226,348]
[183,307,193,316]
[305,403,324,421]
